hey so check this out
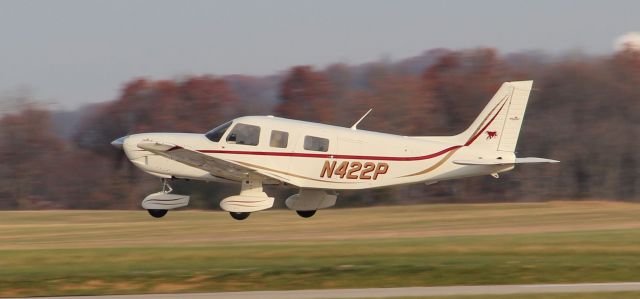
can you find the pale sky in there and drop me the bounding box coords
[0,0,638,109]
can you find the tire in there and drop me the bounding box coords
[148,209,168,218]
[230,212,250,220]
[296,210,316,218]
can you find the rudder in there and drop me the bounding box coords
[497,81,532,152]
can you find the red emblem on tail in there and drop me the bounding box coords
[486,131,498,140]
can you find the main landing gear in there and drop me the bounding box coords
[148,209,168,218]
[286,189,336,219]
[220,175,274,221]
[229,212,251,220]
[296,210,316,218]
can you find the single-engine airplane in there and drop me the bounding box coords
[112,80,558,220]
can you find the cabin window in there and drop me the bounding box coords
[270,130,289,148]
[226,123,260,146]
[205,121,232,142]
[304,136,329,152]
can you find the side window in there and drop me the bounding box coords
[226,123,260,146]
[270,130,289,148]
[304,136,329,152]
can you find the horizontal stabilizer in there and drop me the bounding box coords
[454,157,559,165]
[515,157,560,163]
[453,159,508,165]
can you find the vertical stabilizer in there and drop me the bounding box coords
[458,81,533,153]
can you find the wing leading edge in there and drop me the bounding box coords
[136,141,284,184]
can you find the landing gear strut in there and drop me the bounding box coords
[161,178,172,193]
[296,210,316,218]
[230,212,250,220]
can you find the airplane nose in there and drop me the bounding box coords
[111,136,127,149]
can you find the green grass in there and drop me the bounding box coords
[1,201,640,297]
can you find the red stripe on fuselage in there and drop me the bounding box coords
[198,145,462,162]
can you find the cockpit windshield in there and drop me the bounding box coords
[205,121,232,142]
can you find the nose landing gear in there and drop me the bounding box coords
[142,179,190,219]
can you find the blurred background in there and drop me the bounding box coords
[0,0,638,210]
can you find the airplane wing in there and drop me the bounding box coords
[136,141,284,184]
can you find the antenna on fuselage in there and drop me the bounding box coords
[350,108,373,130]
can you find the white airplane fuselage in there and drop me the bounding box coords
[114,81,557,220]
[121,120,514,190]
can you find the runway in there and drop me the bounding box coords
[22,282,640,299]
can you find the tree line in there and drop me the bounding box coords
[0,47,638,209]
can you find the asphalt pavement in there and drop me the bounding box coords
[17,282,640,299]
